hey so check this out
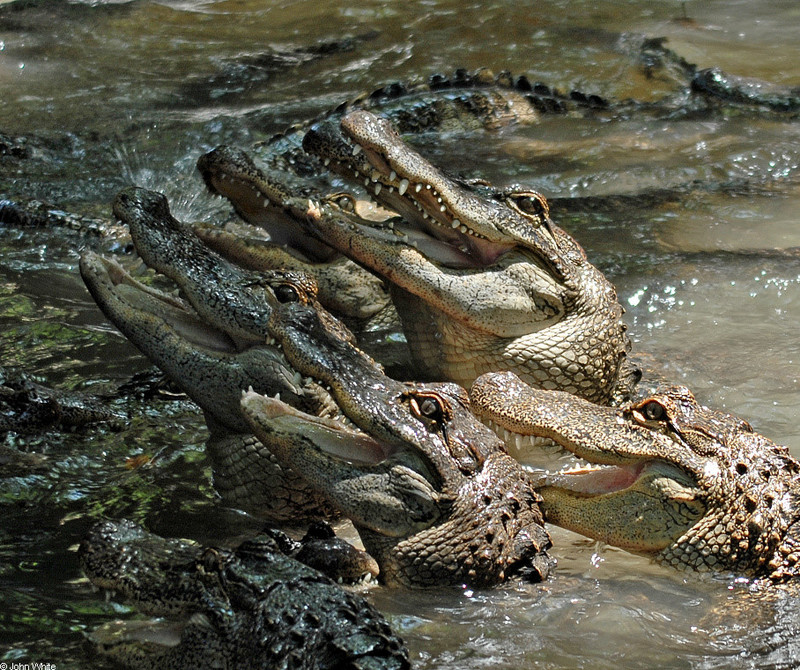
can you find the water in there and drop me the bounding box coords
[1,0,799,667]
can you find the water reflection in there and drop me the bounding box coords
[1,0,799,667]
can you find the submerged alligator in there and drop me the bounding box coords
[0,364,123,434]
[80,519,409,669]
[470,371,800,582]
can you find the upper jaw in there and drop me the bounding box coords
[303,112,566,275]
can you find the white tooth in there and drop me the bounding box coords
[323,158,330,166]
[371,170,381,183]
[460,225,468,233]
[388,186,394,193]
[389,170,397,181]
[440,205,447,212]
[451,218,461,229]
[426,184,432,190]
[364,178,370,187]
[422,211,429,219]
[374,183,382,196]
[437,196,443,203]
[398,179,409,196]
[415,183,422,193]
[352,144,362,156]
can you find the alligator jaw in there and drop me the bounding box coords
[304,110,566,276]
[469,371,704,556]
[197,145,338,262]
[240,391,396,465]
[81,251,240,354]
[240,389,442,540]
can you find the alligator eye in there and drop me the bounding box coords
[405,391,450,425]
[508,192,549,218]
[274,284,299,303]
[419,396,443,420]
[641,401,667,422]
[326,192,357,212]
[199,548,221,574]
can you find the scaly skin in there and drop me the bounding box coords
[301,111,637,402]
[691,67,800,113]
[240,297,553,588]
[470,371,800,582]
[80,519,406,669]
[113,186,322,345]
[196,147,395,332]
[0,365,123,434]
[252,67,611,182]
[79,250,337,520]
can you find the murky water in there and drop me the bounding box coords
[1,0,799,667]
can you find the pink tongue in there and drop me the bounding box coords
[553,462,645,495]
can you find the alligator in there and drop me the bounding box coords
[196,146,396,334]
[249,67,614,184]
[0,196,111,237]
[81,233,553,587]
[470,371,800,582]
[112,185,333,345]
[80,519,408,669]
[79,249,338,520]
[299,110,638,403]
[240,293,553,588]
[0,364,123,434]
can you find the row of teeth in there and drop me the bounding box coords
[213,172,278,211]
[257,343,355,430]
[481,418,600,476]
[482,418,563,455]
[324,153,487,240]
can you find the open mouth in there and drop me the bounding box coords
[83,251,242,354]
[544,460,649,495]
[241,389,397,466]
[303,118,516,268]
[196,145,339,263]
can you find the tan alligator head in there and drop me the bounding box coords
[301,110,639,403]
[470,371,800,582]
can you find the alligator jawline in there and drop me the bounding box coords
[97,255,246,354]
[241,391,398,465]
[544,460,695,497]
[326,147,515,267]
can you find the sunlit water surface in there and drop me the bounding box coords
[1,0,799,667]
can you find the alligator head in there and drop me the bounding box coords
[301,110,637,402]
[195,147,394,332]
[80,519,408,669]
[470,371,800,581]
[197,144,338,261]
[112,185,326,345]
[240,297,553,588]
[79,249,338,519]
